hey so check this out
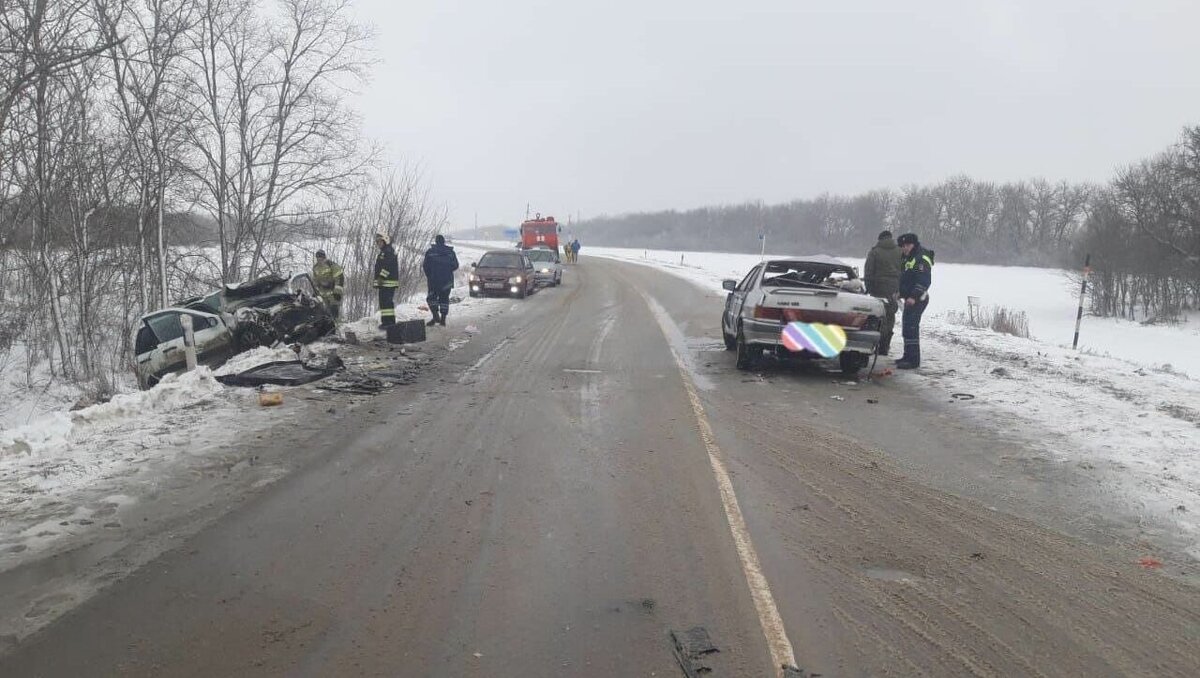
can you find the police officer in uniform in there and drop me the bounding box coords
[373,233,399,327]
[896,232,933,369]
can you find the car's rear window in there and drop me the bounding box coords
[479,253,524,268]
[761,262,852,288]
[525,250,555,262]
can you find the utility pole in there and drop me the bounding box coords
[525,203,530,220]
[474,211,478,239]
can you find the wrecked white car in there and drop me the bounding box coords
[720,256,885,376]
[133,273,334,389]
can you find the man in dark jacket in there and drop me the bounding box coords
[863,230,901,355]
[373,233,399,327]
[896,232,933,369]
[422,234,459,326]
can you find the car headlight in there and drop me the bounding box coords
[540,267,550,273]
[508,276,523,283]
[469,273,479,282]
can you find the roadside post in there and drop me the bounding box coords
[180,314,198,371]
[968,296,981,325]
[1072,254,1091,350]
[759,232,767,261]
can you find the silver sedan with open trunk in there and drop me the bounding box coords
[720,256,884,376]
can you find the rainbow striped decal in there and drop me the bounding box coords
[781,322,847,358]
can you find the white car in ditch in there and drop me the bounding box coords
[132,273,334,389]
[720,256,885,376]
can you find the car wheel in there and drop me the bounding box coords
[722,320,736,351]
[734,326,759,370]
[839,351,867,377]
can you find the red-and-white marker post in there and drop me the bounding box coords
[1072,254,1091,350]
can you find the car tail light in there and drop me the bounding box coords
[782,309,867,329]
[753,305,784,321]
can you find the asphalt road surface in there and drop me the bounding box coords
[3,258,1199,677]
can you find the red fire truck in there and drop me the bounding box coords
[519,214,561,255]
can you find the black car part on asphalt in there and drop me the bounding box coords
[214,360,335,387]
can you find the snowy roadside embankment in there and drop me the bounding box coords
[584,245,1200,559]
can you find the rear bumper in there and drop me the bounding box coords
[742,319,880,354]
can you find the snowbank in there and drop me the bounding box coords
[1,368,225,457]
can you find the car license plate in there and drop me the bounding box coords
[485,282,504,289]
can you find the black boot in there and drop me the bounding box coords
[426,312,440,327]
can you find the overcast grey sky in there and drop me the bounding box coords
[350,0,1200,227]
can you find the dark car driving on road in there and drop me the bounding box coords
[468,250,538,299]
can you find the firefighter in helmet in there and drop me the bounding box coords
[373,233,400,327]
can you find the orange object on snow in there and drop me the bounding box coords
[1138,556,1163,569]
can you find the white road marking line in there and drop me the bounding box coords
[562,369,603,374]
[641,291,799,677]
[457,336,514,383]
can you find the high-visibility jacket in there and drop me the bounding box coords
[312,260,345,301]
[899,246,933,301]
[374,244,399,288]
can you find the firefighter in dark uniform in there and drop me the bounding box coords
[896,232,933,369]
[373,233,399,327]
[422,234,459,326]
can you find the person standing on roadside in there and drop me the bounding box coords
[373,233,399,327]
[896,232,933,369]
[312,250,345,321]
[571,239,581,262]
[863,230,901,355]
[422,234,459,326]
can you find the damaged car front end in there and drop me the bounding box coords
[133,273,335,389]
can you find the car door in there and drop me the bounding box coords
[724,265,761,333]
[135,310,231,388]
[136,312,188,387]
[524,256,536,293]
[189,311,234,367]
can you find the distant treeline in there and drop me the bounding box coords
[580,127,1200,320]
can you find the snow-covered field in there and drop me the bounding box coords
[562,243,1200,561]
